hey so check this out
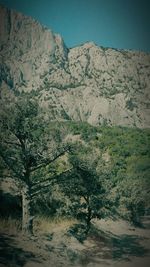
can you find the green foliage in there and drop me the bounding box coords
[0,94,71,234]
[126,98,137,111]
[60,123,150,226]
[65,121,98,141]
[94,126,150,224]
[0,95,68,183]
[59,145,112,235]
[0,93,149,231]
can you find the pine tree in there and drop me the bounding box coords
[0,94,70,235]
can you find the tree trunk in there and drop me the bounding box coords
[22,184,33,235]
[86,205,92,234]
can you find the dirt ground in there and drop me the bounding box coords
[0,217,150,267]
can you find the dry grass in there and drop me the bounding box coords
[0,217,21,234]
[0,216,77,236]
[34,216,77,234]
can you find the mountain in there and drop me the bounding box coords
[0,5,150,128]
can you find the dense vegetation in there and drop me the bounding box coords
[66,122,150,226]
[0,94,150,237]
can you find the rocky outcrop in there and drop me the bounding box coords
[0,5,150,128]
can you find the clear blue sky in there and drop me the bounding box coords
[0,0,150,52]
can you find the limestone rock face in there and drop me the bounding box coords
[0,5,150,128]
[0,5,68,91]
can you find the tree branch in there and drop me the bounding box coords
[30,147,70,173]
[0,151,22,180]
[83,196,89,203]
[31,183,52,198]
[32,175,56,188]
[31,168,73,197]
[5,141,21,147]
[32,167,73,188]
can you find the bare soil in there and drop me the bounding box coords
[0,217,150,267]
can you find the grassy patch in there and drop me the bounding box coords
[0,217,21,234]
[34,216,77,234]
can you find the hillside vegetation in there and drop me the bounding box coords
[0,95,149,236]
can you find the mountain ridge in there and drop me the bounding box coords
[0,5,150,128]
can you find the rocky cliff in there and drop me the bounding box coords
[0,5,150,127]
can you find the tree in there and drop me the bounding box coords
[0,94,70,235]
[60,147,111,236]
[96,126,150,225]
[115,156,150,226]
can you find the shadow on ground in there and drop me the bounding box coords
[0,234,41,267]
[111,234,149,260]
[80,227,149,266]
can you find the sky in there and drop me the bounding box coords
[0,0,150,52]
